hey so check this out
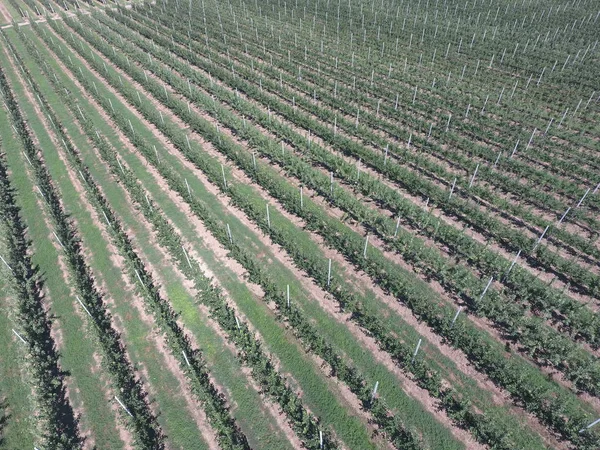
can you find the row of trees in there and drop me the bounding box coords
[0,33,165,450]
[28,21,342,449]
[90,10,600,400]
[57,13,597,449]
[115,7,600,322]
[11,26,252,450]
[0,135,82,448]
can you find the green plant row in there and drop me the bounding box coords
[166,1,600,213]
[90,11,600,391]
[0,33,165,450]
[118,7,600,299]
[41,15,544,450]
[0,141,82,448]
[56,14,598,449]
[28,20,349,450]
[200,0,600,184]
[7,28,253,450]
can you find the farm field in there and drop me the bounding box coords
[0,0,599,448]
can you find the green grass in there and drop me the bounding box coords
[30,22,388,450]
[0,68,125,449]
[1,37,215,450]
[0,273,36,450]
[29,20,473,450]
[12,25,297,450]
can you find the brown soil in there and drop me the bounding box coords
[0,1,12,23]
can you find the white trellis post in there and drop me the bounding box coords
[505,249,522,277]
[363,235,369,258]
[182,351,191,366]
[478,277,494,302]
[327,258,332,288]
[558,207,571,225]
[494,151,502,167]
[468,164,479,188]
[411,338,422,364]
[266,204,271,229]
[579,417,600,434]
[448,177,457,199]
[445,113,452,132]
[0,255,14,274]
[330,172,334,196]
[370,381,379,403]
[525,128,537,151]
[12,329,27,344]
[182,246,193,269]
[153,145,160,164]
[300,186,303,209]
[394,216,401,237]
[52,231,65,249]
[286,284,290,308]
[114,396,133,417]
[576,187,591,208]
[559,108,569,126]
[319,430,324,449]
[185,178,192,198]
[450,307,462,328]
[532,225,550,251]
[221,164,228,189]
[226,224,233,244]
[510,139,520,158]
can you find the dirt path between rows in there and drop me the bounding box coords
[1,46,130,447]
[111,12,599,307]
[0,2,12,23]
[54,16,481,449]
[44,23,313,449]
[75,21,539,449]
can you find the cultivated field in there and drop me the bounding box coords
[0,0,599,448]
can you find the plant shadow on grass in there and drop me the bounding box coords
[0,396,9,446]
